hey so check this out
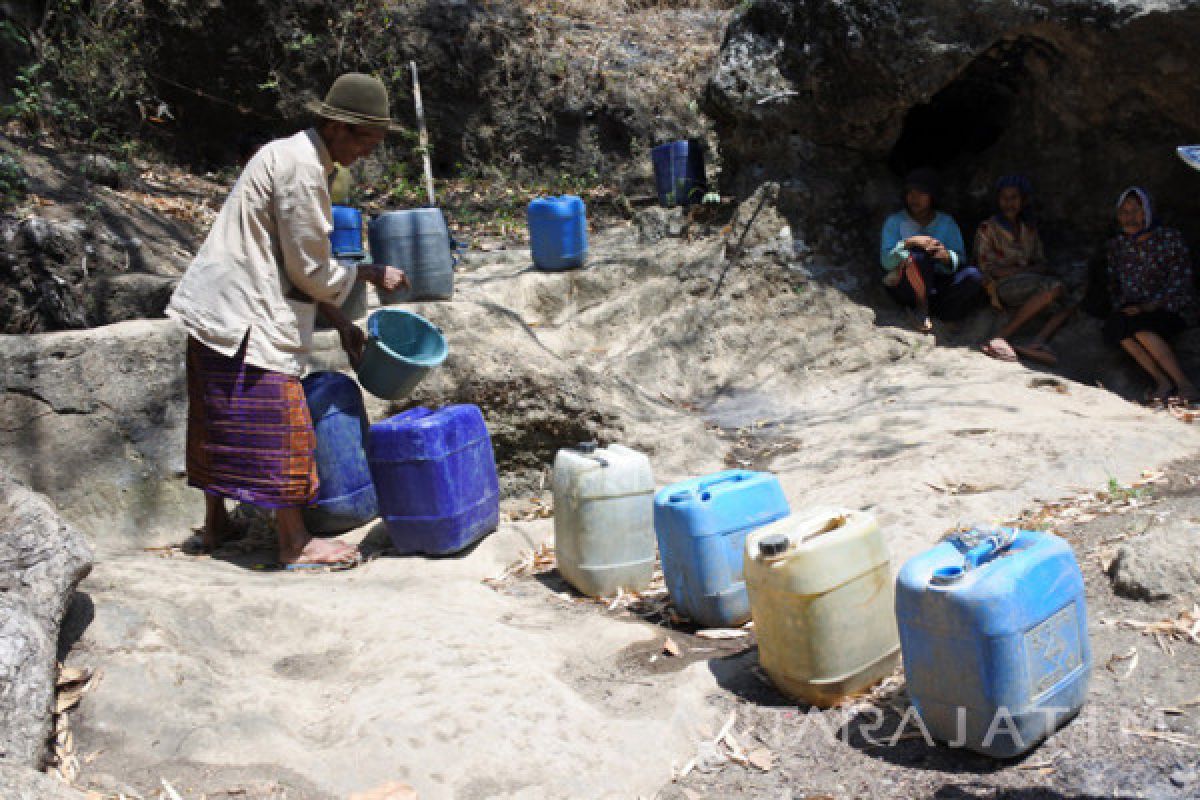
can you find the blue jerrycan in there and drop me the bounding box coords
[895,527,1092,758]
[528,196,588,271]
[653,470,790,627]
[300,371,378,534]
[367,404,499,555]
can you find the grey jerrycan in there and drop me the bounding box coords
[368,208,459,303]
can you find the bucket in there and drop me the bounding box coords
[354,308,448,402]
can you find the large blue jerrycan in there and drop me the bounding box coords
[354,308,448,402]
[651,140,706,208]
[653,470,790,628]
[895,527,1092,758]
[368,208,458,302]
[331,205,365,256]
[367,404,499,555]
[300,371,379,534]
[528,195,587,271]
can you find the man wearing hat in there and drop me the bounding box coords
[880,167,984,331]
[167,73,407,569]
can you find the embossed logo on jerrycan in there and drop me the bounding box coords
[745,508,900,707]
[368,208,459,302]
[895,527,1092,758]
[552,442,655,598]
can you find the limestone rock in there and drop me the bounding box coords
[1108,518,1200,603]
[0,595,55,768]
[0,319,194,547]
[0,469,93,768]
[0,765,89,799]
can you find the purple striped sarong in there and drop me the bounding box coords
[185,336,318,508]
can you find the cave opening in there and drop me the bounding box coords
[887,38,1051,178]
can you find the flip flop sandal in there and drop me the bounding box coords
[1013,343,1058,366]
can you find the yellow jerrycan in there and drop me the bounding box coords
[744,508,899,707]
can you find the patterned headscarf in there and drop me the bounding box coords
[1116,186,1156,237]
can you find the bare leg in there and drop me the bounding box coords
[202,494,234,550]
[1132,330,1199,401]
[997,286,1062,340]
[1030,304,1075,346]
[1121,336,1174,399]
[276,507,358,565]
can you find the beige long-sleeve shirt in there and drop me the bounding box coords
[167,128,356,376]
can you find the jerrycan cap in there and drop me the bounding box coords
[930,565,966,586]
[575,441,598,454]
[759,534,790,558]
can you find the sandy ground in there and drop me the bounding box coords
[59,230,1200,798]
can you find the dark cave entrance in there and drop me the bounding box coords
[887,38,1053,178]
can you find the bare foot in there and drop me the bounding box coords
[281,536,359,567]
[1013,341,1058,366]
[981,337,1018,362]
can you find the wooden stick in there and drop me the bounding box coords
[410,61,436,207]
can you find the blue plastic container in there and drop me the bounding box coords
[354,308,448,402]
[651,140,706,208]
[331,205,364,256]
[300,371,379,534]
[653,470,790,628]
[528,195,588,271]
[895,527,1092,758]
[367,404,499,555]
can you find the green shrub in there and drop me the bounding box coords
[0,155,29,208]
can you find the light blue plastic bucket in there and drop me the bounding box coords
[355,309,448,402]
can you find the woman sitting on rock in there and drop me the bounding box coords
[881,168,984,332]
[1103,186,1200,405]
[975,175,1072,364]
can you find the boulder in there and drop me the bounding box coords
[0,319,195,548]
[1108,518,1200,604]
[0,468,93,769]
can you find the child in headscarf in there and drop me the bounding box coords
[1102,186,1199,404]
[975,175,1071,364]
[880,167,984,332]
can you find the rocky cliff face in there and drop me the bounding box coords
[706,0,1200,267]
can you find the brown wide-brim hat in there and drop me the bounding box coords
[305,72,404,133]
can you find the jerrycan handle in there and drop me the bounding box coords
[696,470,750,497]
[573,441,608,467]
[959,526,1018,570]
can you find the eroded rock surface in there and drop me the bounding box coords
[0,468,93,768]
[1108,518,1200,603]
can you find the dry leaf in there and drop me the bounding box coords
[1106,647,1139,680]
[348,781,420,800]
[695,628,750,640]
[662,638,683,658]
[747,747,774,771]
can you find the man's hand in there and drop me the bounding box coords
[927,241,952,263]
[362,263,409,293]
[337,321,367,367]
[905,234,939,251]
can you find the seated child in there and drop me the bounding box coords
[881,168,984,332]
[975,175,1071,364]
